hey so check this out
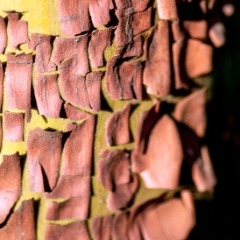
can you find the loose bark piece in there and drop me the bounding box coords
[46,196,90,220]
[45,175,91,199]
[57,0,91,36]
[185,39,213,79]
[6,11,29,49]
[106,52,122,100]
[183,20,208,39]
[122,35,142,58]
[0,153,21,224]
[0,199,35,240]
[131,102,162,173]
[59,58,90,109]
[172,40,189,90]
[115,7,151,47]
[0,17,7,54]
[0,61,3,111]
[105,103,131,146]
[132,102,184,188]
[4,112,24,142]
[119,61,143,100]
[45,221,90,240]
[174,88,207,138]
[61,115,95,176]
[192,146,217,193]
[143,21,171,97]
[89,28,112,68]
[35,42,56,72]
[91,215,113,240]
[106,53,142,100]
[86,71,103,112]
[156,0,178,20]
[51,35,89,75]
[27,128,62,192]
[34,74,63,118]
[6,53,32,122]
[209,22,226,48]
[132,7,152,36]
[115,12,133,47]
[27,33,52,50]
[112,212,129,240]
[64,103,89,121]
[129,191,195,240]
[98,150,130,191]
[107,173,138,211]
[89,0,114,27]
[140,115,183,188]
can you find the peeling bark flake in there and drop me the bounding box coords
[4,112,24,142]
[34,74,63,118]
[27,128,63,192]
[6,53,33,122]
[0,153,21,224]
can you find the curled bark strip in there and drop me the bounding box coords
[86,71,103,112]
[174,88,207,138]
[89,28,112,68]
[98,149,130,191]
[0,17,7,54]
[58,58,90,109]
[0,199,35,240]
[4,112,24,142]
[64,103,89,121]
[115,11,133,47]
[6,53,33,122]
[35,42,56,73]
[143,21,171,98]
[6,11,29,49]
[128,191,195,240]
[51,35,89,75]
[106,173,138,211]
[91,215,113,240]
[45,221,90,240]
[34,74,63,118]
[106,52,142,100]
[122,35,143,59]
[132,103,185,189]
[0,153,21,224]
[61,115,96,176]
[105,103,131,146]
[27,128,62,192]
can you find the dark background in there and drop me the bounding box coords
[188,1,240,239]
